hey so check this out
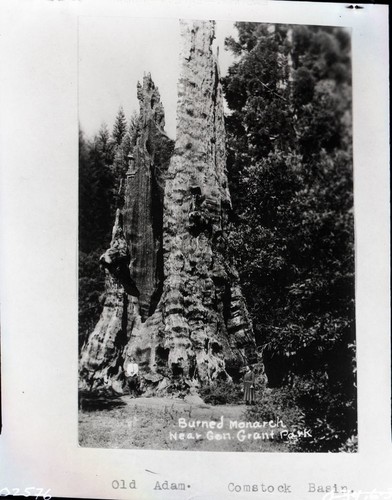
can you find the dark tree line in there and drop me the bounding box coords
[222,23,356,451]
[79,108,135,346]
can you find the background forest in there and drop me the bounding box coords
[79,22,356,452]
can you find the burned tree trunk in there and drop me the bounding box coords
[79,74,173,393]
[79,20,259,395]
[155,20,257,385]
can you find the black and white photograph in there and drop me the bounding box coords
[1,0,390,498]
[78,17,357,453]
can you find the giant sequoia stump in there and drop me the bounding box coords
[79,20,258,395]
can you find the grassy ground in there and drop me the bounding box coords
[79,394,290,452]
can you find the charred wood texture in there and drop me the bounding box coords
[79,21,259,395]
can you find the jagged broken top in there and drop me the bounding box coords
[137,73,166,130]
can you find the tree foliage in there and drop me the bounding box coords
[112,107,128,146]
[78,111,137,348]
[223,22,356,451]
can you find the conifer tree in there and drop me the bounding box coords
[97,122,114,165]
[79,128,117,347]
[112,106,127,146]
[223,23,355,451]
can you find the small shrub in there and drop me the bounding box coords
[246,387,305,429]
[291,375,357,452]
[339,434,358,453]
[199,381,243,405]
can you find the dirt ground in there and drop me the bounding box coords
[79,394,289,452]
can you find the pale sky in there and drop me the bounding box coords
[78,17,238,140]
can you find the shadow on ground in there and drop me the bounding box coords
[79,390,127,412]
